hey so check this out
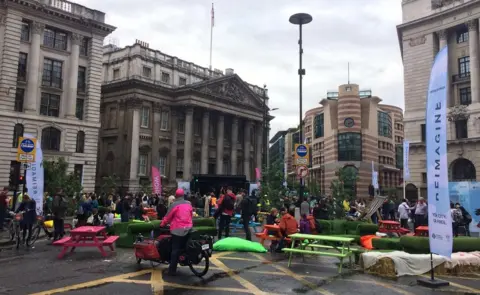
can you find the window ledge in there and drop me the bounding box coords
[41,85,63,93]
[41,45,70,56]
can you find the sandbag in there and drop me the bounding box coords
[213,237,267,253]
[360,235,378,250]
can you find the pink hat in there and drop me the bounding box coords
[175,188,184,198]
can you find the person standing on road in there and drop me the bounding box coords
[16,194,36,244]
[160,188,193,276]
[0,187,8,231]
[52,191,67,241]
[215,187,236,240]
[240,192,255,241]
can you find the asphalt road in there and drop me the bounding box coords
[0,236,479,295]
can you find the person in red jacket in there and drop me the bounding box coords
[216,186,236,240]
[161,188,193,276]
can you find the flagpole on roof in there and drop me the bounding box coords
[209,2,214,76]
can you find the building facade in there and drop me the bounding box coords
[269,130,288,172]
[0,0,115,192]
[286,84,404,199]
[398,0,480,199]
[99,41,268,191]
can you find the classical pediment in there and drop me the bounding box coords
[187,74,264,109]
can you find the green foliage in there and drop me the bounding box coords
[259,161,288,209]
[330,167,359,218]
[140,180,152,195]
[305,179,321,196]
[101,174,119,195]
[43,157,83,197]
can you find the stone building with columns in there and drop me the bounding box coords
[0,0,115,192]
[99,41,269,191]
[286,84,404,199]
[398,0,480,199]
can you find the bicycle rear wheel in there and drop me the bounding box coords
[15,225,21,249]
[27,225,41,247]
[8,222,15,241]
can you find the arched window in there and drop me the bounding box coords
[12,124,24,148]
[342,165,358,197]
[41,127,61,151]
[76,131,85,153]
[451,158,476,181]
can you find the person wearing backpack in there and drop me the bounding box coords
[450,202,462,237]
[216,186,236,240]
[240,192,255,241]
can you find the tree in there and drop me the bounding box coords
[43,157,83,197]
[259,161,288,209]
[101,174,119,195]
[329,166,359,218]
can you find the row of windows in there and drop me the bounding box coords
[337,133,362,161]
[12,124,85,153]
[395,135,404,144]
[314,114,324,138]
[394,123,403,131]
[378,141,393,151]
[14,88,85,120]
[378,111,392,138]
[420,119,469,141]
[378,156,394,166]
[21,21,89,55]
[113,67,188,86]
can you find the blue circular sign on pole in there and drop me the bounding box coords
[296,144,308,157]
[20,138,35,153]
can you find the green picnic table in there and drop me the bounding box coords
[283,233,355,274]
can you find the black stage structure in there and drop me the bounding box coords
[190,174,249,195]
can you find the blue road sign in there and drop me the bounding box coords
[20,138,35,153]
[296,144,308,157]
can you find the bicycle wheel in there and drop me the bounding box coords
[15,225,21,249]
[27,225,41,247]
[188,251,209,277]
[8,222,15,241]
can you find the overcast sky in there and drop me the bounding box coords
[76,0,404,138]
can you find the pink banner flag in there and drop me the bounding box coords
[151,166,162,194]
[255,168,261,181]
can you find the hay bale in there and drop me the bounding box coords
[365,257,447,278]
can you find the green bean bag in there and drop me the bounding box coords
[213,237,267,253]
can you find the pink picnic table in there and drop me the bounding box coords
[53,226,119,259]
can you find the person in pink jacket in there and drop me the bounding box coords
[160,188,193,276]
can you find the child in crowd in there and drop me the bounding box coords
[299,214,311,234]
[103,209,114,228]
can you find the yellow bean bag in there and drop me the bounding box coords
[44,220,54,228]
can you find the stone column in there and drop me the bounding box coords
[255,122,263,172]
[216,114,225,174]
[169,110,178,182]
[437,29,452,106]
[231,117,238,175]
[201,111,209,174]
[24,21,44,114]
[129,100,142,182]
[183,107,194,180]
[467,20,480,103]
[244,120,252,181]
[65,33,82,118]
[151,103,161,168]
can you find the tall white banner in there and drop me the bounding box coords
[426,46,452,258]
[403,140,410,181]
[25,134,44,215]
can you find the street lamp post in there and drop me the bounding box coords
[262,84,278,185]
[289,13,312,205]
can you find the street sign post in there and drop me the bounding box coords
[16,137,36,163]
[294,144,309,166]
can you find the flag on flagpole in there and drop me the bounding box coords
[211,3,214,27]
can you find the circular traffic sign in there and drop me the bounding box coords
[296,165,309,178]
[296,144,308,157]
[20,138,35,153]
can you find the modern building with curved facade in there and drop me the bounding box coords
[289,84,404,199]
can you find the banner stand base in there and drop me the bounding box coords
[416,278,449,288]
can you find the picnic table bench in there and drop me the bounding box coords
[53,226,119,259]
[230,214,262,233]
[255,224,292,247]
[415,225,429,237]
[378,220,410,236]
[283,233,355,274]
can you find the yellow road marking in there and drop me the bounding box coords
[151,268,165,295]
[219,256,337,269]
[250,253,336,295]
[210,256,267,295]
[164,281,253,293]
[30,269,153,295]
[420,275,480,294]
[212,251,234,258]
[110,279,151,285]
